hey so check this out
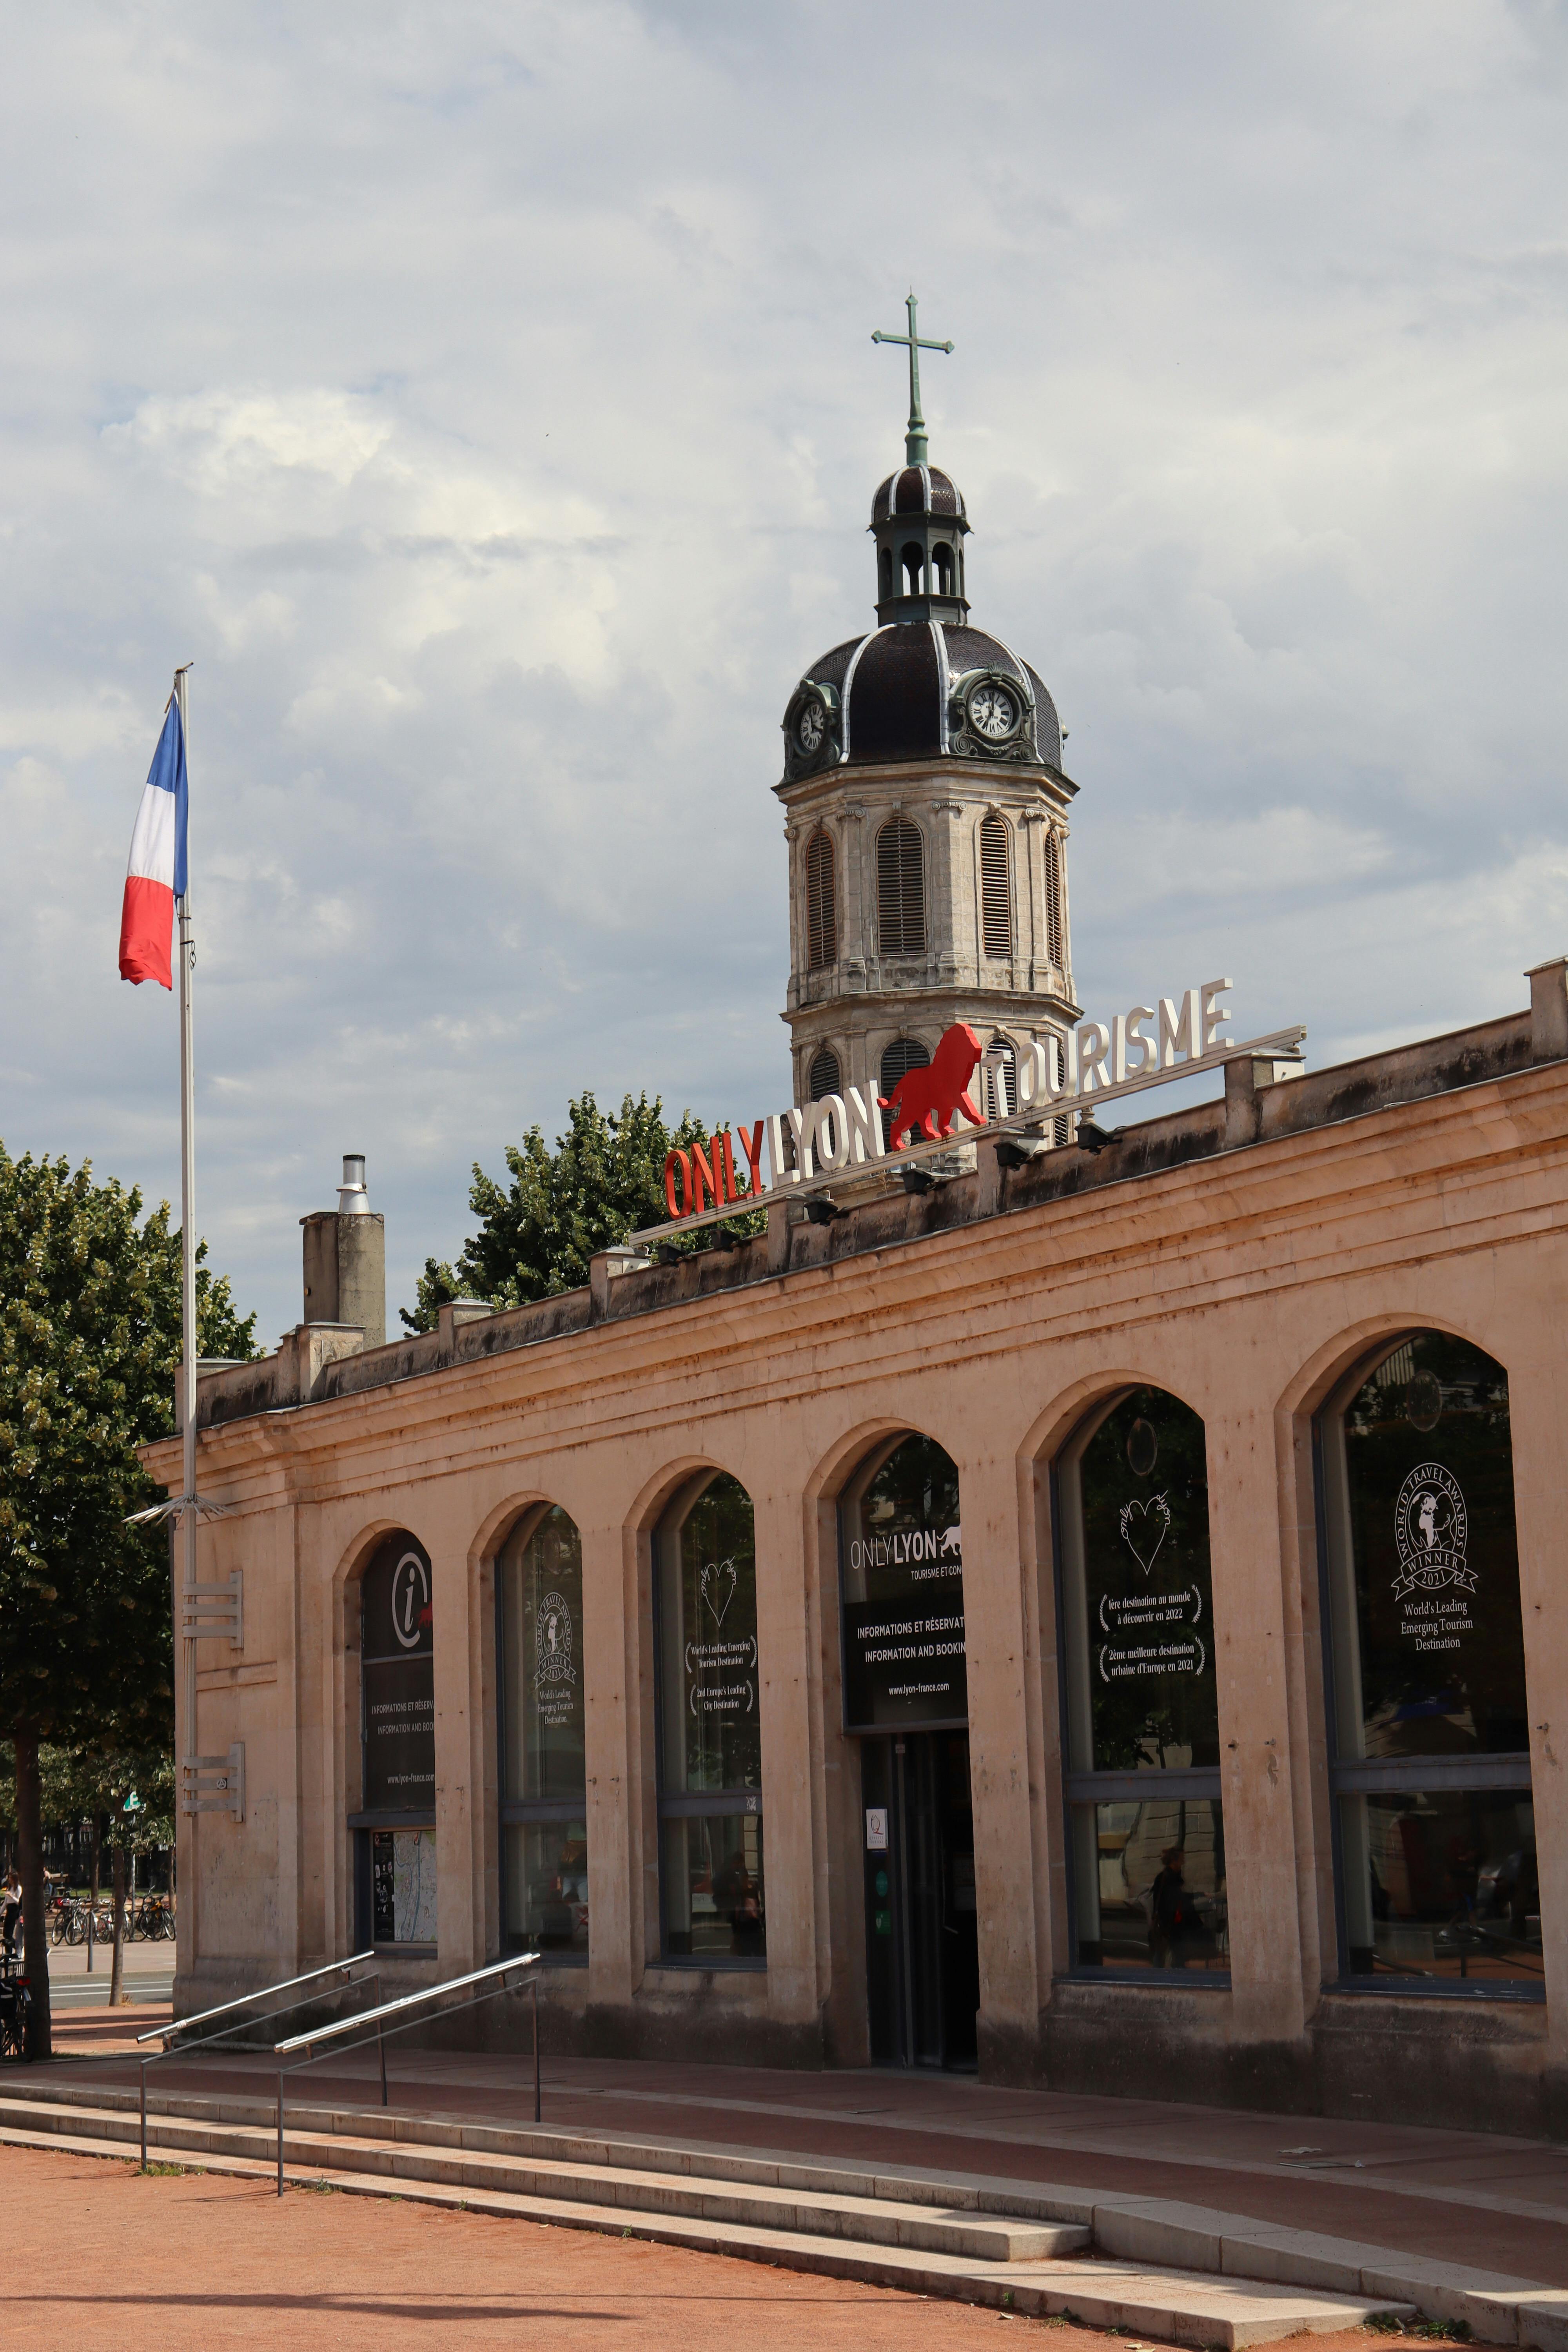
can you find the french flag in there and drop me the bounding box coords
[118,694,187,990]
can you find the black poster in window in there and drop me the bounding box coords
[841,1436,967,1731]
[361,1536,435,1813]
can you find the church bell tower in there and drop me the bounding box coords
[775,296,1080,1119]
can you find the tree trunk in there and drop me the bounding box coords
[13,1732,52,2060]
[110,1840,127,2007]
[90,1811,105,1974]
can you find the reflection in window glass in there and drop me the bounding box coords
[659,1474,760,1794]
[1339,1790,1539,1985]
[661,1814,766,1960]
[655,1472,767,1967]
[1061,1390,1216,1773]
[371,1828,437,1945]
[1069,1800,1227,1971]
[500,1508,586,1802]
[503,1819,589,1956]
[496,1505,588,1960]
[1328,1334,1525,1761]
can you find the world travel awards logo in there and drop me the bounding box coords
[1392,1465,1476,1653]
[533,1589,577,1725]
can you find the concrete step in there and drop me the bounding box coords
[0,2082,1412,2348]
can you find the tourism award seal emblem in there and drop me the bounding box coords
[1392,1465,1474,1601]
[534,1590,576,1688]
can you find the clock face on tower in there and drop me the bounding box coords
[796,699,827,755]
[967,680,1018,742]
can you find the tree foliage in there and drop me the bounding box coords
[0,1143,258,1746]
[403,1090,761,1332]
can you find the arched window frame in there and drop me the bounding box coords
[1051,1386,1229,1982]
[353,1531,437,1953]
[807,1044,842,1103]
[805,827,837,972]
[1315,1330,1538,1997]
[879,1034,931,1101]
[1044,827,1065,971]
[876,816,926,957]
[495,1502,589,1961]
[979,810,1013,961]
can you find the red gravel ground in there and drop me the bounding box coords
[0,2142,1451,2352]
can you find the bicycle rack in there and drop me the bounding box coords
[134,1953,379,2169]
[270,1951,542,2197]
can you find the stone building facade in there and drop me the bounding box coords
[152,964,1568,2136]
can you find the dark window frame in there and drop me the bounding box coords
[1050,1387,1231,1990]
[1312,1335,1541,2002]
[651,1471,768,1972]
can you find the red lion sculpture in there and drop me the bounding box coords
[879,1023,984,1150]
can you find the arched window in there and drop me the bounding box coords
[356,1533,437,1950]
[1318,1333,1537,1992]
[656,1472,765,1965]
[879,1036,931,1100]
[877,817,926,956]
[1045,828,1065,969]
[839,1430,975,2067]
[1054,1388,1227,1978]
[808,1045,842,1102]
[980,813,1012,960]
[984,1030,1014,1122]
[901,541,924,595]
[497,1505,588,1958]
[805,828,836,971]
[933,543,954,596]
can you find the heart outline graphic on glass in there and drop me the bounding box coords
[1119,1493,1171,1576]
[701,1557,738,1627]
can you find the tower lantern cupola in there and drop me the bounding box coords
[869,292,969,626]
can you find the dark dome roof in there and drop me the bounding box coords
[781,622,1061,778]
[871,465,966,524]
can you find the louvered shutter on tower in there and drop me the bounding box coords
[806,830,836,971]
[877,818,926,956]
[879,1036,931,1098]
[1045,829,1064,969]
[808,1046,842,1102]
[980,814,1012,959]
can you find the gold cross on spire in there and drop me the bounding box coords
[872,291,954,466]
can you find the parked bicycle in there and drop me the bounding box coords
[130,1895,176,1942]
[0,1960,33,2061]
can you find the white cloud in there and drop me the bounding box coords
[1,0,1566,1335]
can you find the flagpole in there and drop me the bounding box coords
[174,664,197,1762]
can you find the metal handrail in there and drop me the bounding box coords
[136,1953,379,2167]
[135,1953,376,2048]
[271,1950,541,2196]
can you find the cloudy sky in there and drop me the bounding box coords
[3,1,1565,1340]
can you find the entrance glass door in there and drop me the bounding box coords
[862,1731,978,2069]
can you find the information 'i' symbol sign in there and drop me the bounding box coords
[391,1551,430,1649]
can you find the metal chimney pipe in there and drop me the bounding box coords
[338,1154,369,1215]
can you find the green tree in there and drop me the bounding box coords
[0,1143,256,2053]
[403,1091,761,1332]
[0,1739,174,2004]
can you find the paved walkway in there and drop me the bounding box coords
[42,2036,1568,2292]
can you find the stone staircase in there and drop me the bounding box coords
[0,2075,1424,2347]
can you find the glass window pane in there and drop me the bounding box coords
[371,1827,437,1944]
[1060,1390,1217,1772]
[1070,1798,1227,1972]
[499,1507,586,1803]
[504,1819,588,1956]
[661,1813,766,1961]
[840,1433,965,1730]
[658,1474,760,1793]
[1339,1790,1540,1986]
[1327,1334,1526,1760]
